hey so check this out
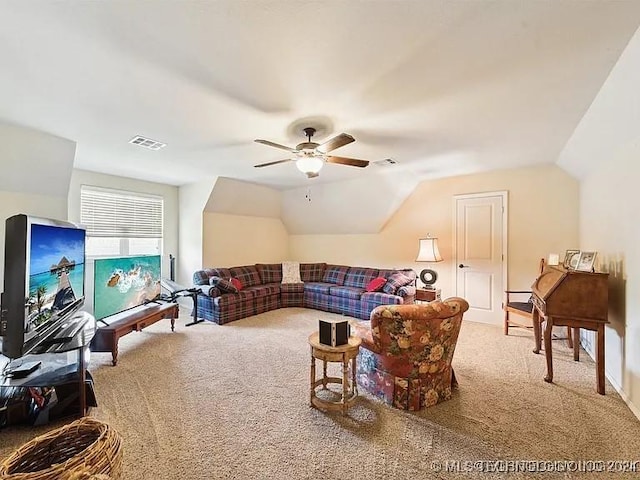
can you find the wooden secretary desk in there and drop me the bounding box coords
[531,265,609,394]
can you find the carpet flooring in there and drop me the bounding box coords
[2,307,640,479]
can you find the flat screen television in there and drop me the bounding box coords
[93,255,161,321]
[2,214,87,359]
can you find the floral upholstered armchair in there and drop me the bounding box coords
[352,297,469,411]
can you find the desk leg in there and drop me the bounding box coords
[596,324,605,395]
[573,328,580,361]
[533,308,542,354]
[543,317,554,383]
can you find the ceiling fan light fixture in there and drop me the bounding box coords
[295,156,324,175]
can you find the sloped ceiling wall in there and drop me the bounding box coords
[0,120,76,197]
[0,121,76,282]
[281,173,419,234]
[204,177,281,218]
[204,174,420,235]
[558,27,640,178]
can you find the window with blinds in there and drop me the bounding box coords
[80,186,164,257]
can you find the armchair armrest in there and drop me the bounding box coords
[505,290,533,302]
[350,320,381,354]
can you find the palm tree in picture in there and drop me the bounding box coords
[36,285,47,315]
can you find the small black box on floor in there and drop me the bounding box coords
[319,318,350,347]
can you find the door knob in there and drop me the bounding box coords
[459,264,470,269]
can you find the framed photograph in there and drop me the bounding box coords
[563,250,581,269]
[575,251,597,272]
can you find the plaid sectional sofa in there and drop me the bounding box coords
[192,263,417,325]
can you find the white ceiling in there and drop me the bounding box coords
[1,1,639,189]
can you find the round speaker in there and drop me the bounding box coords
[419,268,438,287]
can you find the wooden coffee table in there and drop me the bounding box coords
[308,332,361,415]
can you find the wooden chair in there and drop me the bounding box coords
[503,258,573,348]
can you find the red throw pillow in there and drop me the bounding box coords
[365,277,387,292]
[230,277,243,291]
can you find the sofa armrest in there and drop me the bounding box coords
[397,284,416,298]
[195,284,221,298]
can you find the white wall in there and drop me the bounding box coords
[579,140,639,415]
[202,213,289,267]
[178,179,215,285]
[558,26,640,417]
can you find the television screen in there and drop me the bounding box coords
[2,215,87,359]
[26,224,86,337]
[93,255,161,320]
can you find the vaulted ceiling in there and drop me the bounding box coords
[1,1,639,189]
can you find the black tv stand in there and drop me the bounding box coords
[39,336,72,346]
[1,313,97,428]
[4,361,41,379]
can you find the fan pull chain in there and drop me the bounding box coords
[305,188,312,202]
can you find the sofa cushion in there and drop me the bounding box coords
[300,263,326,282]
[210,276,239,294]
[329,286,364,300]
[215,289,258,307]
[228,265,262,288]
[382,272,415,295]
[280,282,304,293]
[231,277,243,291]
[281,261,302,283]
[377,269,395,279]
[304,282,334,295]
[361,291,403,306]
[322,265,349,285]
[245,283,280,298]
[194,267,231,285]
[256,263,282,284]
[344,267,379,289]
[366,277,387,292]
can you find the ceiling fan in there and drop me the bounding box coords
[254,127,369,178]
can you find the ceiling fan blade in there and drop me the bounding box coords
[254,139,298,153]
[306,172,320,179]
[316,133,355,153]
[326,156,369,168]
[254,159,294,168]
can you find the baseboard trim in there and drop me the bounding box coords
[581,339,640,422]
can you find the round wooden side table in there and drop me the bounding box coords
[308,332,361,415]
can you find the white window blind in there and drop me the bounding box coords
[80,186,163,238]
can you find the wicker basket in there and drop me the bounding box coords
[0,417,122,480]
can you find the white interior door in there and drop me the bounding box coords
[454,192,507,324]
